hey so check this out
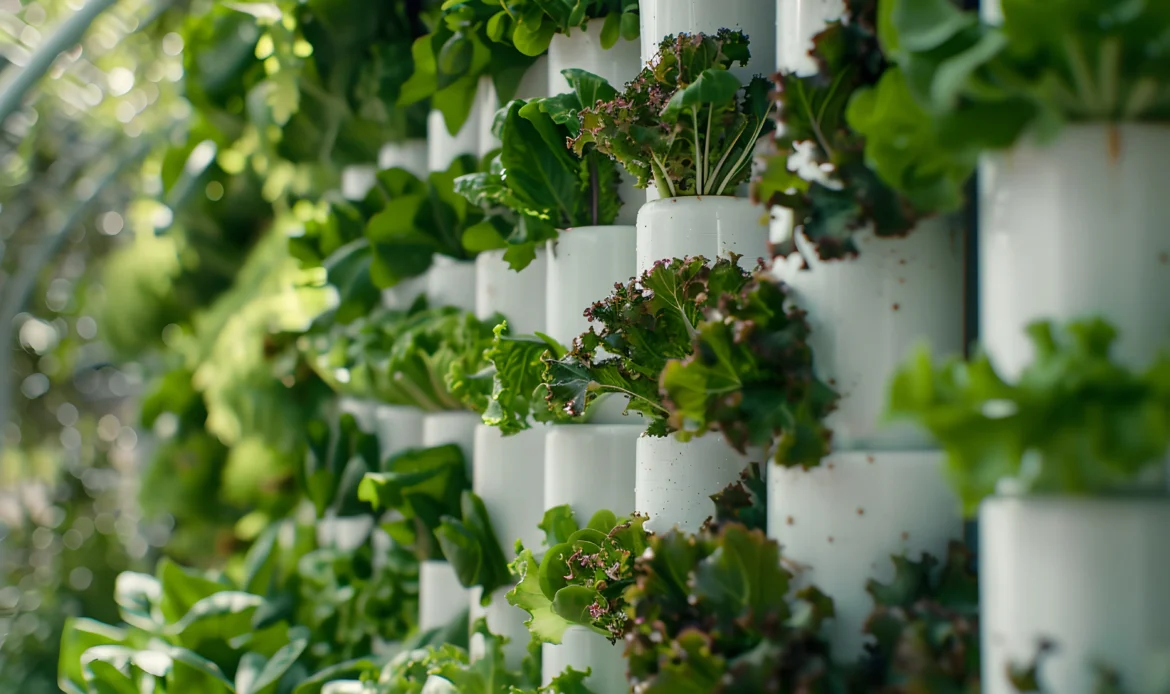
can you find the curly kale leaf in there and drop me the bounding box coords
[625,524,837,692]
[703,463,768,534]
[545,256,753,436]
[573,30,772,198]
[471,321,573,435]
[661,268,838,467]
[507,508,648,644]
[887,318,1170,514]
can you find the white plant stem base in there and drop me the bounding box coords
[636,196,769,273]
[474,425,547,556]
[476,248,548,336]
[772,221,965,450]
[980,497,1170,694]
[542,627,627,690]
[419,559,470,632]
[425,257,477,314]
[546,225,636,346]
[636,433,755,534]
[979,124,1170,378]
[767,450,961,660]
[545,424,642,520]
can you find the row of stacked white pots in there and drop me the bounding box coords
[976,123,1170,692]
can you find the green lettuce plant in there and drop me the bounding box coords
[852,0,1170,209]
[483,0,639,57]
[887,318,1170,514]
[363,156,487,290]
[302,306,501,412]
[359,448,513,603]
[572,30,774,198]
[507,507,649,644]
[754,0,968,260]
[398,2,539,135]
[455,69,625,270]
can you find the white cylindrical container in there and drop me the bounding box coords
[316,513,374,553]
[545,424,641,519]
[542,627,627,691]
[777,0,845,76]
[428,108,481,174]
[419,559,470,631]
[378,140,428,178]
[338,397,378,432]
[979,124,1170,379]
[546,226,637,345]
[469,586,530,667]
[473,424,547,556]
[422,411,481,474]
[341,165,377,200]
[772,221,965,451]
[425,257,477,314]
[476,248,548,335]
[374,405,424,460]
[547,20,642,93]
[636,196,769,273]
[380,274,427,311]
[980,497,1170,694]
[767,451,962,660]
[478,58,552,158]
[635,433,755,533]
[639,0,777,83]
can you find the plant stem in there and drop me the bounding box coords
[706,122,746,193]
[588,155,600,225]
[692,106,703,195]
[1064,34,1100,117]
[715,119,766,195]
[649,152,676,198]
[704,106,713,195]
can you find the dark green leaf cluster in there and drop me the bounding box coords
[857,542,980,694]
[854,0,1170,211]
[484,0,639,57]
[661,264,838,467]
[364,157,488,290]
[755,0,960,261]
[454,69,625,271]
[303,412,381,519]
[302,305,500,412]
[507,507,649,644]
[359,444,470,562]
[436,491,514,601]
[572,31,774,197]
[58,525,419,694]
[887,318,1170,514]
[398,2,540,135]
[624,524,838,692]
[703,462,768,534]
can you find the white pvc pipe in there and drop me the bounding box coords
[374,405,424,461]
[546,225,636,346]
[476,248,548,336]
[378,140,428,178]
[419,559,470,631]
[428,108,481,174]
[980,498,1170,694]
[338,396,378,432]
[636,196,769,273]
[478,58,551,158]
[980,124,1170,379]
[473,424,547,557]
[341,165,377,200]
[639,0,777,84]
[635,433,755,533]
[547,20,643,94]
[422,411,481,475]
[545,424,641,520]
[542,627,627,691]
[776,0,844,76]
[425,257,477,314]
[767,450,962,660]
[469,586,530,668]
[772,220,966,451]
[380,274,427,311]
